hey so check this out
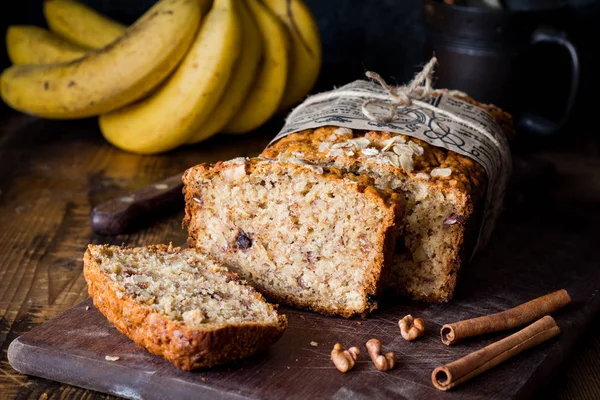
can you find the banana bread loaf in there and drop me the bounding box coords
[261,97,513,302]
[83,244,287,370]
[183,157,404,317]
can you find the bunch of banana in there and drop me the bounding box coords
[1,0,322,154]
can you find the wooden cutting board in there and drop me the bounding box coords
[8,205,600,400]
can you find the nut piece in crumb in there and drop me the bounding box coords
[381,135,405,151]
[310,341,319,347]
[399,315,425,341]
[105,355,120,361]
[430,167,452,178]
[348,137,370,149]
[227,157,247,165]
[407,140,424,156]
[333,127,353,138]
[222,163,247,181]
[392,144,412,156]
[182,309,206,326]
[318,142,332,152]
[414,172,430,180]
[331,343,360,373]
[366,339,395,371]
[362,148,379,156]
[399,153,414,173]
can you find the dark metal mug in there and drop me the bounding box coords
[423,0,580,136]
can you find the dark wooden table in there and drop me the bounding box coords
[0,111,599,399]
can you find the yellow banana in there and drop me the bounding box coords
[43,0,126,49]
[1,0,201,120]
[200,0,213,14]
[224,0,289,134]
[6,26,87,65]
[264,0,321,110]
[99,0,241,154]
[186,0,262,144]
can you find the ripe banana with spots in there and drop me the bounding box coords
[43,0,126,49]
[224,0,289,134]
[186,0,262,144]
[6,25,87,65]
[1,0,201,119]
[100,0,241,154]
[263,0,322,111]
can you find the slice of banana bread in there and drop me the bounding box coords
[183,157,404,317]
[83,244,287,370]
[261,99,513,303]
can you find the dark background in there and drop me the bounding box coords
[0,2,599,399]
[2,0,600,136]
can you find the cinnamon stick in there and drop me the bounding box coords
[441,289,570,345]
[432,315,560,391]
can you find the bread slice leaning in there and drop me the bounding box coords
[83,244,287,370]
[183,157,404,317]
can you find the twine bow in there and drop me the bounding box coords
[362,57,437,123]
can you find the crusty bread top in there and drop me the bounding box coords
[262,128,489,202]
[261,95,513,202]
[183,156,405,219]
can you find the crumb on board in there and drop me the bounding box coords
[85,306,90,311]
[310,341,318,347]
[201,377,207,382]
[299,315,306,320]
[286,366,290,369]
[105,355,120,361]
[357,321,361,325]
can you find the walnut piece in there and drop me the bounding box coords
[431,167,452,178]
[399,315,425,341]
[331,343,360,373]
[366,339,395,371]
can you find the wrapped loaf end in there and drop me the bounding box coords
[261,129,480,302]
[261,97,513,303]
[183,157,404,317]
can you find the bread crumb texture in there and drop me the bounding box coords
[184,158,404,317]
[84,244,287,370]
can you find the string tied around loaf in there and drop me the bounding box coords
[362,57,436,123]
[283,56,501,149]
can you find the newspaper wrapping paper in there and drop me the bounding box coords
[269,79,512,254]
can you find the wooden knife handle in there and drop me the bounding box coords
[91,173,184,236]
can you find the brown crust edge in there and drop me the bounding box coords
[83,245,288,370]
